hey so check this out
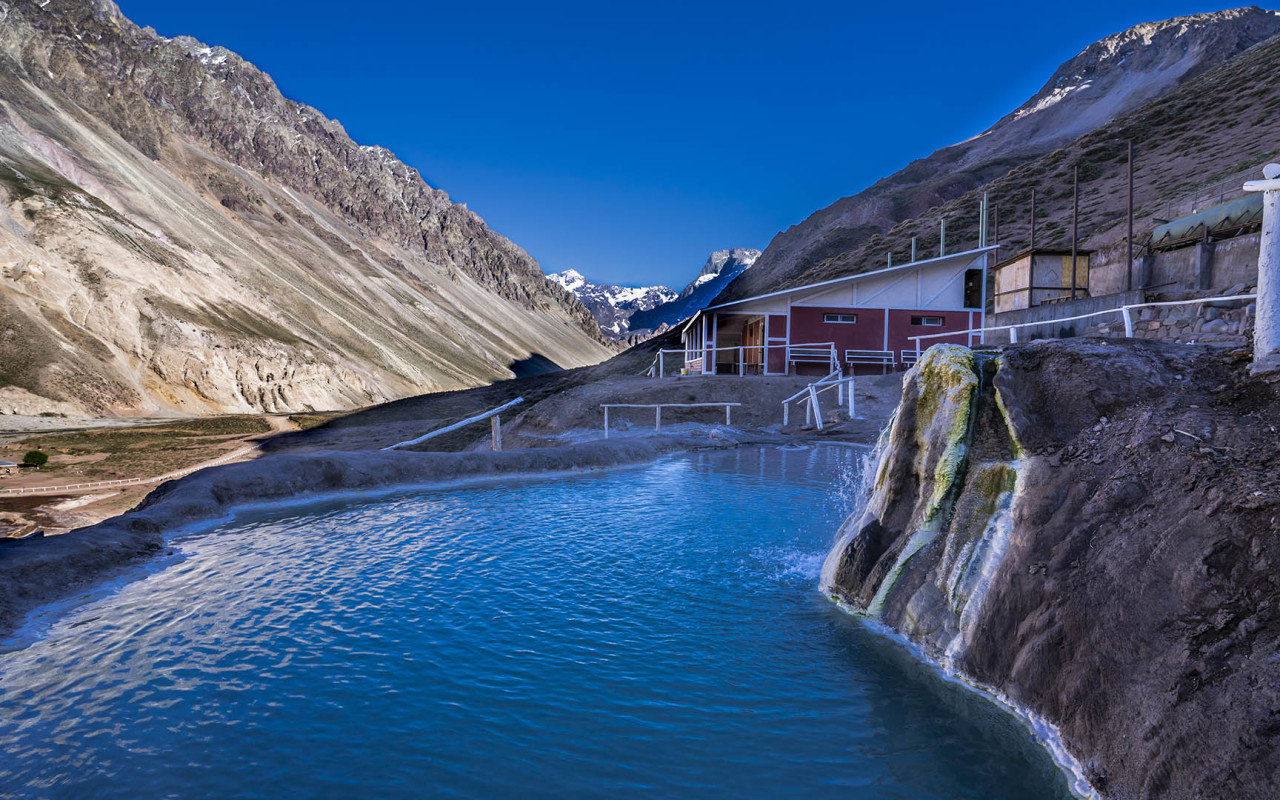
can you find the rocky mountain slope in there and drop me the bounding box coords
[724,7,1280,301]
[546,269,675,339]
[627,247,760,333]
[822,339,1280,799]
[0,0,610,417]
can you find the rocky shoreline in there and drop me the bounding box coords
[822,337,1280,799]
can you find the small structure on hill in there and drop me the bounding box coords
[678,246,995,376]
[992,249,1091,313]
[0,460,18,478]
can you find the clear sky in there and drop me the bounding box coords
[117,0,1228,288]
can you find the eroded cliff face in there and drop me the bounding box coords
[822,338,1280,800]
[0,0,609,416]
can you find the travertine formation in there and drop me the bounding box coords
[0,0,610,416]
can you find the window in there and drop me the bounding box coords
[911,315,944,326]
[823,313,858,323]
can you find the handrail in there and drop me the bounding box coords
[909,293,1257,350]
[781,370,855,429]
[601,402,742,438]
[382,397,524,451]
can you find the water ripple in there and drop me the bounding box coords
[0,446,1070,799]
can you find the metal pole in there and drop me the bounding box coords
[980,192,989,248]
[1071,164,1080,299]
[655,406,662,432]
[1245,164,1280,364]
[911,237,917,262]
[659,350,664,379]
[1030,188,1037,251]
[993,204,999,246]
[1127,141,1135,292]
[725,405,731,426]
[887,252,893,268]
[940,219,947,257]
[491,415,502,451]
[603,406,609,438]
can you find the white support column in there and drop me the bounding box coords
[491,415,502,451]
[1245,164,1280,366]
[710,314,719,375]
[655,406,662,432]
[603,406,610,439]
[701,316,710,374]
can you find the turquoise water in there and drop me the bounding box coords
[0,447,1071,798]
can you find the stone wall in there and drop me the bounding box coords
[1079,294,1255,347]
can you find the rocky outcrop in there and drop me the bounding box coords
[823,338,1280,799]
[0,0,609,416]
[724,8,1280,302]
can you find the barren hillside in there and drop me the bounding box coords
[0,0,610,418]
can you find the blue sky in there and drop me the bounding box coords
[119,0,1225,288]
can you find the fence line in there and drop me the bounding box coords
[909,293,1256,350]
[0,444,259,497]
[601,402,741,437]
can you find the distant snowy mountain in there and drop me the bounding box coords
[626,248,761,334]
[547,270,676,339]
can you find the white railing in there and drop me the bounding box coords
[650,342,839,377]
[601,402,742,438]
[383,397,524,451]
[0,444,260,497]
[909,293,1257,351]
[781,369,856,430]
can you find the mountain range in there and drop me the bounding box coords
[550,248,761,340]
[546,270,676,339]
[0,0,609,417]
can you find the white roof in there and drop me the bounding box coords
[681,245,997,334]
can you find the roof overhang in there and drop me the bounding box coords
[681,245,998,335]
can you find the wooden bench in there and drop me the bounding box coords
[845,349,895,368]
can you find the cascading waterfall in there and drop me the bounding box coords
[819,345,1025,667]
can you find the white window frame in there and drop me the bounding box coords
[911,315,945,327]
[823,313,858,324]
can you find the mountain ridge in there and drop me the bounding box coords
[721,6,1280,301]
[0,0,610,416]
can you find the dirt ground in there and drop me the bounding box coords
[0,415,296,537]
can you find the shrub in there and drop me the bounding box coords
[22,450,48,468]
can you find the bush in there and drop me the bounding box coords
[22,450,48,468]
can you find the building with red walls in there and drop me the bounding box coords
[679,246,995,376]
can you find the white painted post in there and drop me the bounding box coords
[1244,164,1280,364]
[1009,327,1018,344]
[655,406,662,432]
[739,346,745,377]
[491,415,502,451]
[809,385,823,431]
[804,397,812,426]
[848,380,855,417]
[783,402,789,427]
[603,406,610,439]
[1122,306,1134,338]
[725,404,731,426]
[659,351,665,379]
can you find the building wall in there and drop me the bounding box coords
[887,309,976,355]
[789,306,888,353]
[1088,231,1260,295]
